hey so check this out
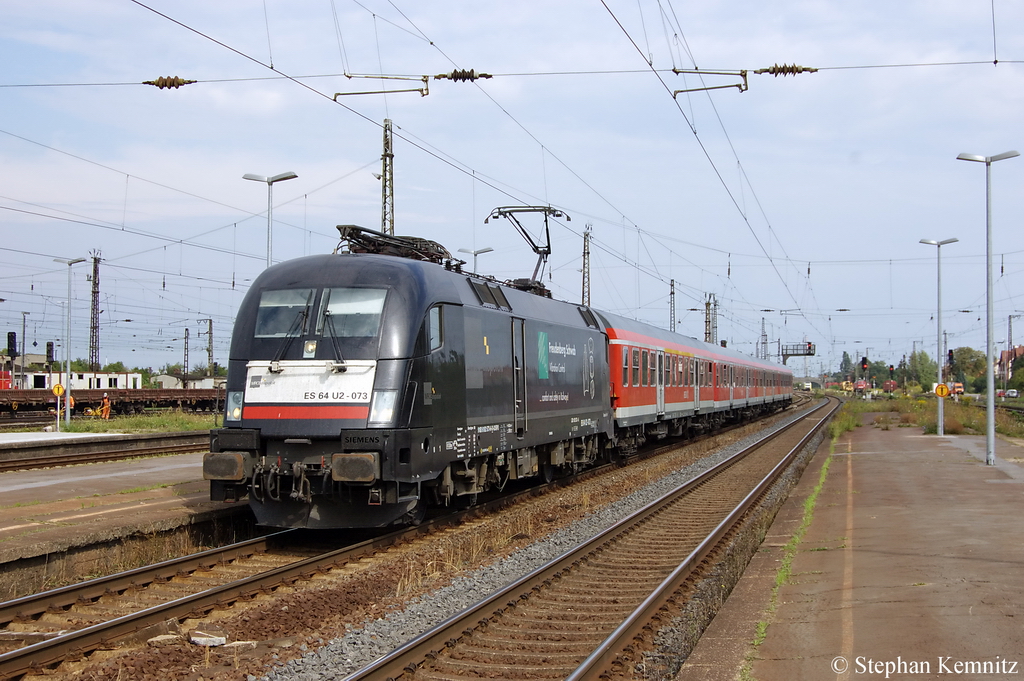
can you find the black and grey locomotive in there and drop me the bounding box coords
[204,227,791,529]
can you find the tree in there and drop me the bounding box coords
[952,347,985,384]
[840,351,852,376]
[1008,356,1024,391]
[159,363,184,376]
[908,350,937,387]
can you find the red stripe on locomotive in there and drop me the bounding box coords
[243,405,370,420]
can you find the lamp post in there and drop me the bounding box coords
[54,257,86,428]
[458,246,494,272]
[957,150,1019,465]
[920,238,958,436]
[243,171,298,269]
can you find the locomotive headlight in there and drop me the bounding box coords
[367,390,398,426]
[226,391,244,421]
[303,340,317,358]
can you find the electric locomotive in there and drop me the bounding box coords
[204,228,612,528]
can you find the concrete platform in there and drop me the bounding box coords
[0,451,243,566]
[675,413,1024,680]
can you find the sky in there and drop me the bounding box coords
[1,1,1022,378]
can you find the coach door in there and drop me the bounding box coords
[512,317,527,438]
[656,351,666,415]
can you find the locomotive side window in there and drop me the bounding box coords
[254,288,315,338]
[632,348,640,386]
[317,288,387,338]
[427,306,443,351]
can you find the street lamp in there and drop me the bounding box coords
[243,171,298,269]
[54,257,86,429]
[957,150,1019,466]
[458,246,494,272]
[920,238,958,436]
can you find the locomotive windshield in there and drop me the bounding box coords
[254,289,315,338]
[316,287,387,338]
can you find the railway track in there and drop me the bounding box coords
[0,432,209,473]
[348,396,838,680]
[0,482,566,679]
[0,398,817,680]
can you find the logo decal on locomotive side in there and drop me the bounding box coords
[538,331,579,381]
[250,375,262,388]
[343,435,381,445]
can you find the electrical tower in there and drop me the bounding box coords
[198,319,213,376]
[581,225,592,306]
[704,293,718,344]
[760,318,768,360]
[381,118,394,235]
[182,328,190,389]
[669,280,676,332]
[88,252,101,371]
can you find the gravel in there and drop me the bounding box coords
[257,403,819,681]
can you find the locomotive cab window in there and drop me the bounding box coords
[254,288,315,338]
[414,305,443,355]
[317,288,387,338]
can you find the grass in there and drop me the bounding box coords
[825,392,1024,438]
[52,411,219,433]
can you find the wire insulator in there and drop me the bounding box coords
[143,76,197,89]
[753,64,818,77]
[435,69,492,82]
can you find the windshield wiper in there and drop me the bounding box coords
[323,311,347,370]
[269,305,310,369]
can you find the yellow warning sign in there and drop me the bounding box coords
[935,384,950,398]
[52,383,65,397]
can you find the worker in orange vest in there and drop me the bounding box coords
[100,393,111,420]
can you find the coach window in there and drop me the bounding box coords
[622,347,629,387]
[632,348,641,386]
[657,352,664,386]
[641,350,649,387]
